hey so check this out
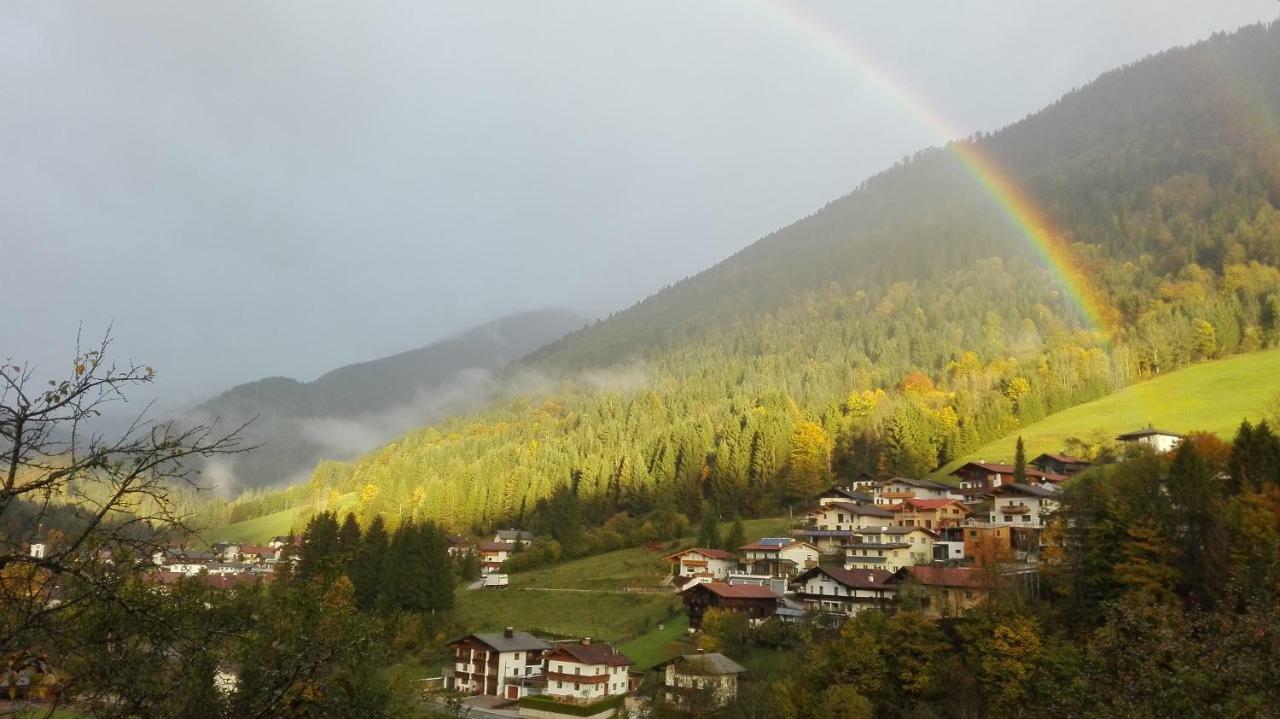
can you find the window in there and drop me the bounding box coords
[576,667,581,675]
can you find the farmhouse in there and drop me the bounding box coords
[681,582,779,630]
[794,502,895,554]
[873,477,960,506]
[891,498,971,530]
[793,566,895,617]
[660,652,747,710]
[1116,426,1183,453]
[844,526,936,572]
[540,640,634,705]
[814,484,875,506]
[888,565,991,617]
[1030,453,1091,477]
[664,547,738,581]
[737,538,819,578]
[989,483,1060,527]
[478,541,517,575]
[446,628,551,699]
[951,462,1066,499]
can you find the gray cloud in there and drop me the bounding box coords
[5,1,1276,410]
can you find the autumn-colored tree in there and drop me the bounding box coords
[785,421,832,503]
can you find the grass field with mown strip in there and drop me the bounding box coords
[941,348,1280,473]
[452,517,791,642]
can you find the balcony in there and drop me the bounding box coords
[881,491,915,499]
[1002,505,1031,515]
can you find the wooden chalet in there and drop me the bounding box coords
[681,582,780,630]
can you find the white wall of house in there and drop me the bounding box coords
[545,659,628,701]
[663,668,737,708]
[989,496,1059,527]
[672,552,736,580]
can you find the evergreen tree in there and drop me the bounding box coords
[297,511,341,581]
[1013,436,1027,484]
[724,515,747,552]
[337,512,363,565]
[349,515,389,612]
[696,505,721,549]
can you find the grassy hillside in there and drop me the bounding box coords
[207,492,357,544]
[452,517,789,642]
[947,348,1280,468]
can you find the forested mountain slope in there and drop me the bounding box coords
[188,308,582,490]
[223,23,1280,535]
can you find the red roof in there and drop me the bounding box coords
[663,547,736,561]
[478,541,514,552]
[1035,453,1089,464]
[546,642,635,667]
[797,565,893,589]
[687,582,780,599]
[954,462,1066,482]
[902,566,986,589]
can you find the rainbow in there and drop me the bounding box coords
[750,0,1118,337]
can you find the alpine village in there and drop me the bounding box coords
[7,14,1280,719]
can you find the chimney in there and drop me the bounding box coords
[504,627,514,639]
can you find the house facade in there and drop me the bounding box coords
[1030,453,1090,477]
[479,541,516,575]
[815,485,875,506]
[892,498,970,530]
[793,566,895,617]
[541,640,633,704]
[681,582,779,629]
[446,629,551,699]
[1116,427,1183,453]
[737,538,819,578]
[888,566,990,618]
[844,526,936,572]
[989,483,1060,527]
[663,548,738,581]
[873,477,960,506]
[661,652,746,710]
[794,503,895,554]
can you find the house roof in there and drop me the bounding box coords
[454,631,552,653]
[663,547,736,561]
[995,483,1059,499]
[817,486,875,503]
[494,529,536,541]
[478,541,515,552]
[891,498,970,512]
[1031,453,1090,465]
[671,652,747,676]
[546,642,634,667]
[445,535,467,545]
[685,582,780,599]
[795,565,894,590]
[1116,427,1183,440]
[893,565,986,589]
[952,462,1065,482]
[879,526,939,537]
[881,477,955,491]
[817,502,894,518]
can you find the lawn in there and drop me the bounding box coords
[452,516,792,643]
[618,614,692,669]
[942,348,1280,472]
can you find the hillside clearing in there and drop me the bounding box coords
[944,348,1280,471]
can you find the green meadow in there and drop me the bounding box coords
[945,348,1280,470]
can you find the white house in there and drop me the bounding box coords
[737,538,819,578]
[873,477,961,506]
[446,629,551,700]
[989,483,1060,527]
[663,547,738,581]
[793,566,895,617]
[844,526,936,572]
[540,640,634,705]
[1116,427,1183,453]
[28,543,46,559]
[661,652,746,711]
[479,541,516,575]
[794,502,896,554]
[814,485,875,507]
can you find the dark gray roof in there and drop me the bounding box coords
[1116,427,1182,440]
[495,529,536,541]
[826,502,894,517]
[996,483,1059,498]
[465,631,551,652]
[884,477,954,491]
[673,653,747,675]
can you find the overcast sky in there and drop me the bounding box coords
[5,1,1277,408]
